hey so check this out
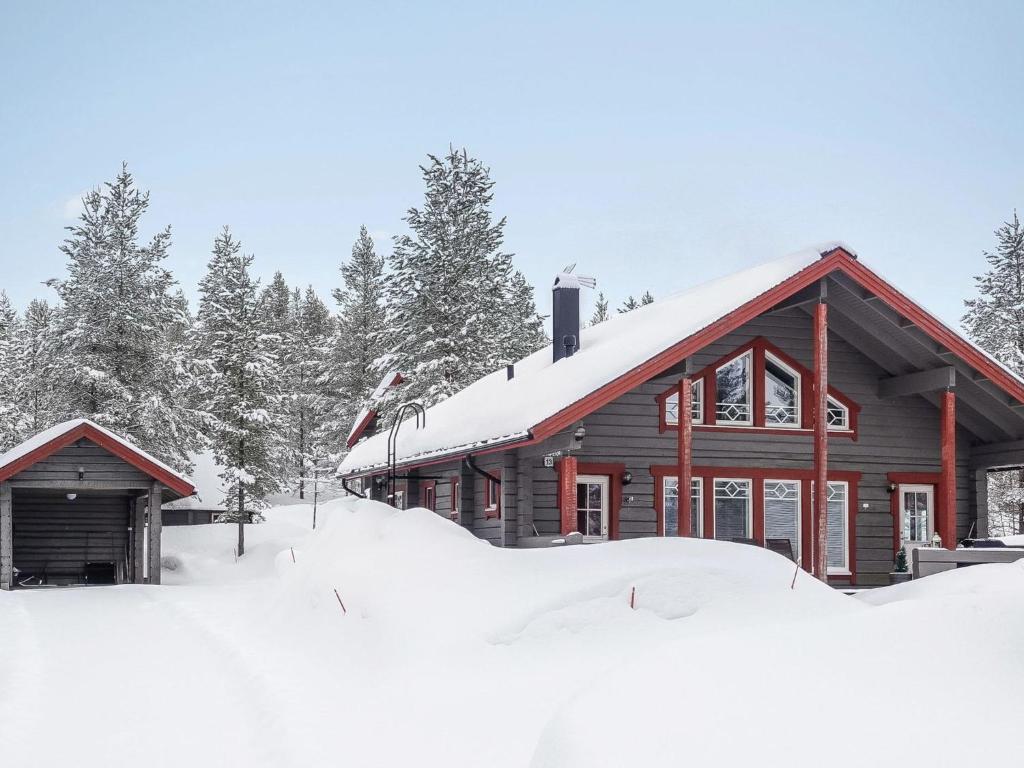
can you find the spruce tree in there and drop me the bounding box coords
[194,227,284,555]
[292,286,334,497]
[17,299,61,435]
[618,295,640,313]
[383,147,546,409]
[641,290,654,306]
[964,211,1024,535]
[257,271,296,485]
[590,292,610,325]
[0,293,24,450]
[328,226,388,445]
[49,164,198,468]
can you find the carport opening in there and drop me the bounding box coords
[12,489,137,588]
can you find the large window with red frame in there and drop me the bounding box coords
[659,338,856,435]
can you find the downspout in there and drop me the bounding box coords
[465,454,501,486]
[342,478,366,499]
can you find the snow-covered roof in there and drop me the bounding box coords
[345,371,403,448]
[0,418,194,496]
[339,243,850,476]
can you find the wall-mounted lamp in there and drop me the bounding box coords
[78,466,85,481]
[66,493,77,501]
[573,425,586,442]
[886,482,897,494]
[622,471,633,486]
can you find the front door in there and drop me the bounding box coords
[576,475,610,541]
[899,484,935,554]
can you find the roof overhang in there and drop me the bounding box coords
[0,422,196,498]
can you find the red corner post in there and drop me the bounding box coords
[813,303,829,581]
[677,376,693,536]
[560,456,578,535]
[941,390,957,549]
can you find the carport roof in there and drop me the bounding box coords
[0,419,196,498]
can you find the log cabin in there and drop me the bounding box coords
[340,243,1024,586]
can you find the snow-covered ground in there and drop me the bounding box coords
[1,499,1022,767]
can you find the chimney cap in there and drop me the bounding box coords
[554,265,596,291]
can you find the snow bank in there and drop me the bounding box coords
[273,498,853,651]
[531,559,1024,768]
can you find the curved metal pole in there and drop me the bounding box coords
[387,402,426,506]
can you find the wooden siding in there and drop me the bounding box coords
[12,493,131,583]
[526,310,976,586]
[11,440,151,485]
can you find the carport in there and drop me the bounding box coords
[0,419,195,589]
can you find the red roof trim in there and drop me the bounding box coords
[346,373,406,448]
[346,410,378,449]
[0,423,195,497]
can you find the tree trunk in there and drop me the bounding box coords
[298,413,306,500]
[237,484,245,557]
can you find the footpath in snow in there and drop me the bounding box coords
[1,498,1022,768]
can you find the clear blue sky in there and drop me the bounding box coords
[1,1,1021,328]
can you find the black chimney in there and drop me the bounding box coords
[552,272,581,363]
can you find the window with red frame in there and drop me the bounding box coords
[657,337,857,435]
[422,481,436,511]
[484,474,501,518]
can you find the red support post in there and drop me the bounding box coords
[677,376,693,536]
[560,456,578,535]
[813,303,829,581]
[940,390,957,550]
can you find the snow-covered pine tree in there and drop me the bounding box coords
[496,269,548,364]
[325,226,389,455]
[382,147,546,410]
[641,290,654,305]
[194,227,284,555]
[291,286,334,498]
[17,299,61,435]
[590,292,610,325]
[618,295,640,313]
[963,211,1024,535]
[0,292,25,450]
[256,272,296,487]
[49,165,199,469]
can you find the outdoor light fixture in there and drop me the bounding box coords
[573,425,586,444]
[886,482,897,493]
[622,471,633,486]
[66,493,77,501]
[931,532,942,548]
[77,465,85,480]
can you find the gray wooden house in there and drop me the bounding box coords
[0,419,195,588]
[340,243,1024,587]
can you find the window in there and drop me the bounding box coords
[764,480,801,560]
[576,475,610,539]
[662,476,703,536]
[450,478,461,522]
[715,351,752,424]
[826,397,849,430]
[422,481,436,512]
[714,479,752,540]
[393,489,405,510]
[484,475,501,517]
[664,380,704,425]
[812,481,850,574]
[764,353,800,427]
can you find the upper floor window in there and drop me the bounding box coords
[664,379,704,425]
[827,396,850,430]
[764,353,800,428]
[656,337,859,437]
[716,350,752,424]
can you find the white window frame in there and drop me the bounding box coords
[485,476,500,512]
[715,351,753,426]
[898,483,935,547]
[661,475,704,537]
[826,396,850,431]
[451,479,461,521]
[664,379,704,426]
[576,474,610,541]
[763,352,801,429]
[712,477,753,540]
[826,480,850,576]
[763,479,801,560]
